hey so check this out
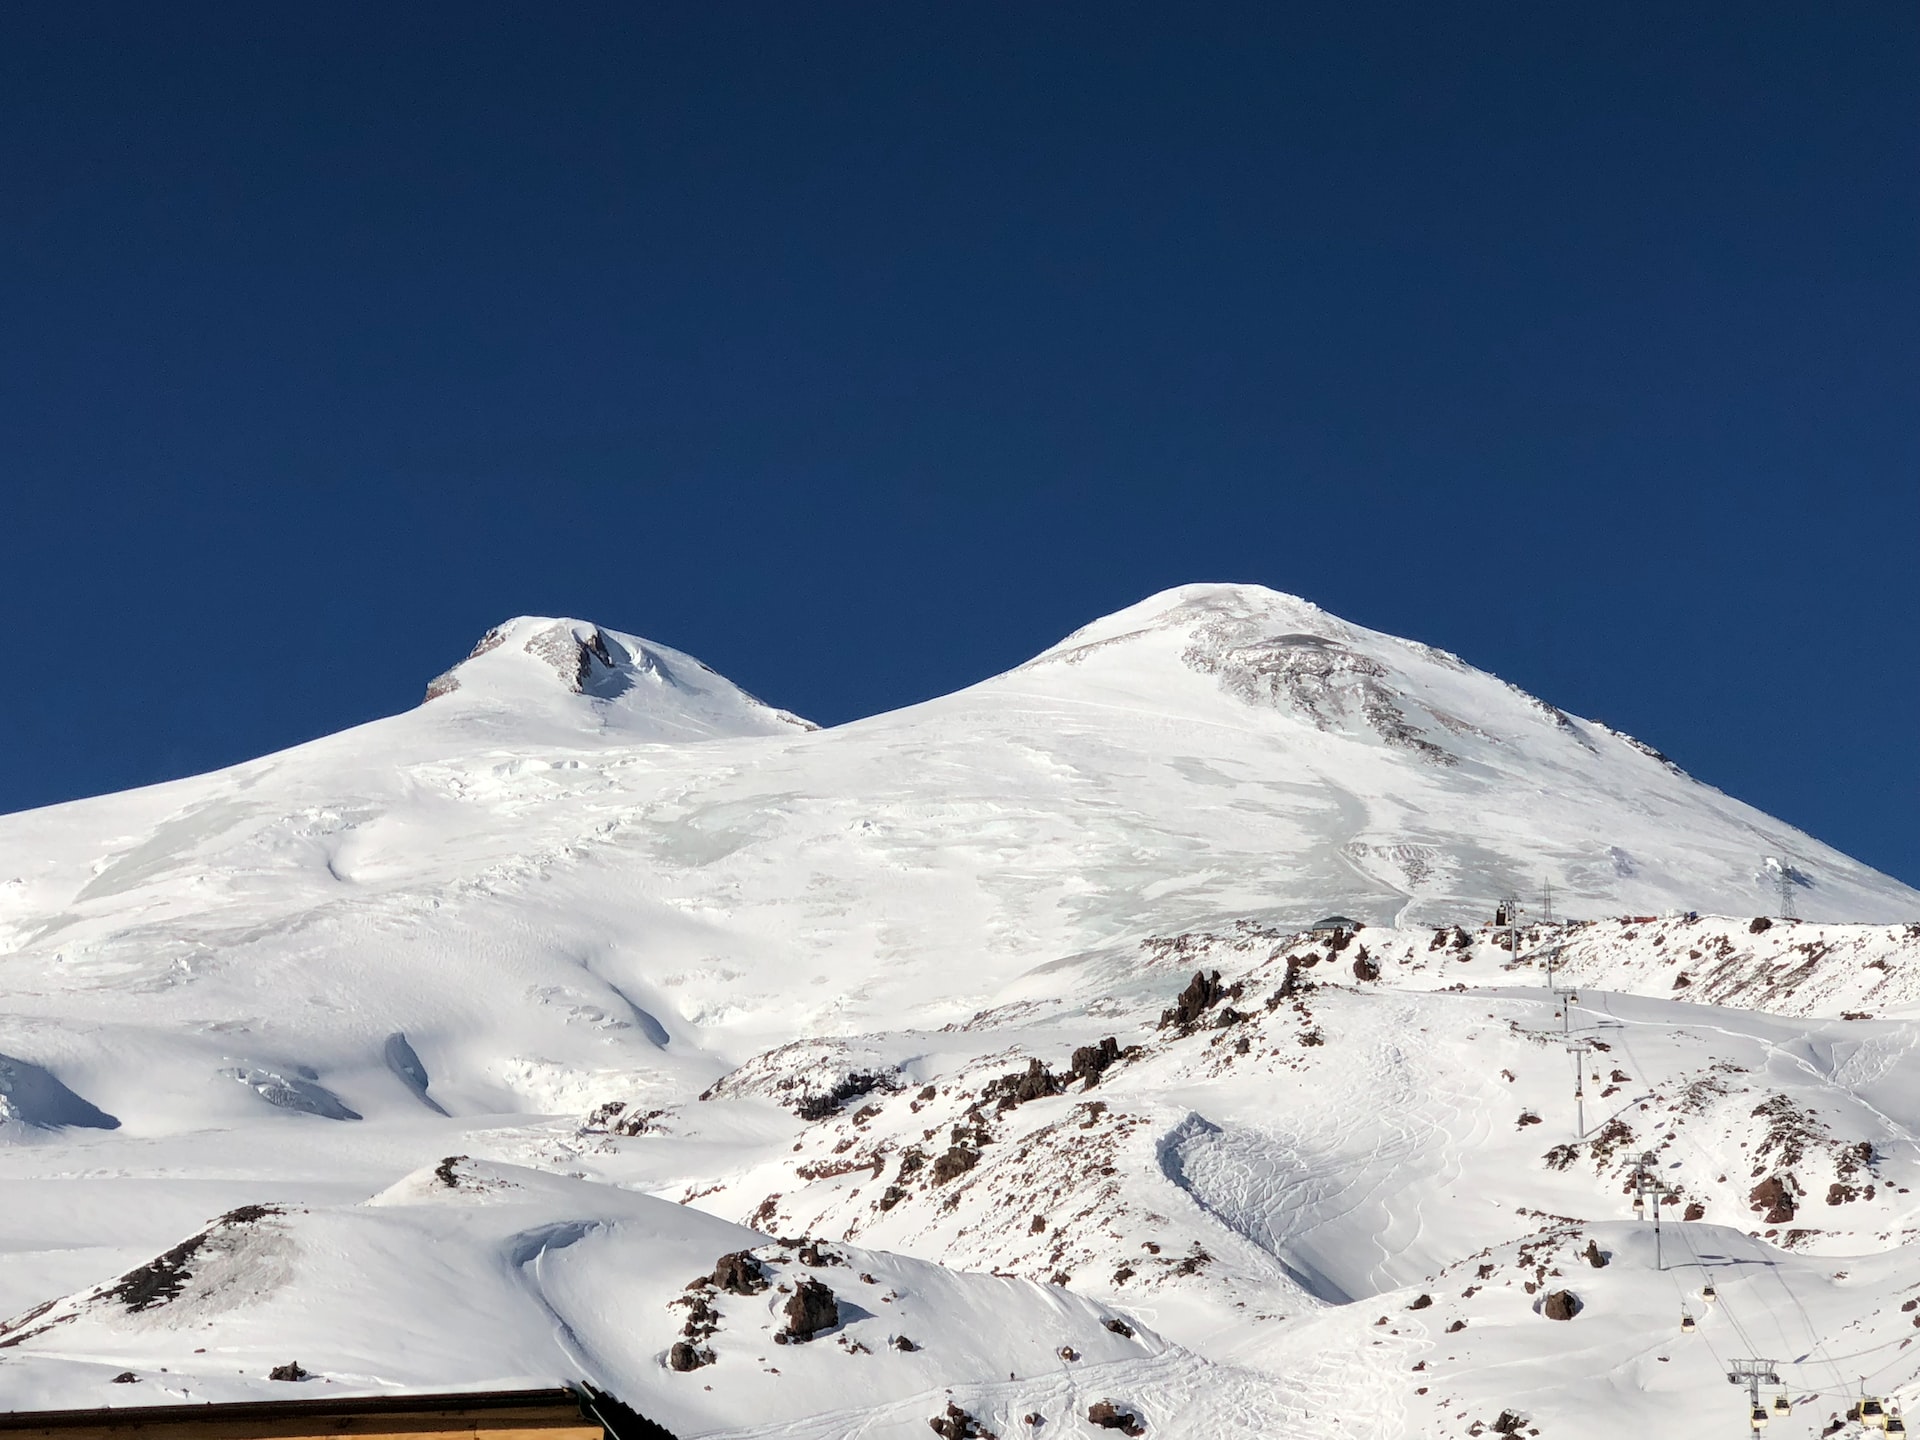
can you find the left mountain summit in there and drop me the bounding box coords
[421,616,815,742]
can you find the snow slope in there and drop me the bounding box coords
[1,583,1916,1437]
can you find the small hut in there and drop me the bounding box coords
[1308,915,1359,939]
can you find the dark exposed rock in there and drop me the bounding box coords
[712,1251,768,1295]
[1750,916,1773,934]
[797,1070,901,1122]
[1087,1400,1146,1434]
[604,1105,664,1137]
[1751,1175,1797,1224]
[949,1119,992,1149]
[268,1362,310,1382]
[928,1400,997,1438]
[1408,1293,1433,1310]
[782,1276,839,1340]
[668,1340,712,1372]
[1270,956,1316,1006]
[1683,1200,1706,1221]
[434,1156,466,1187]
[107,1206,282,1314]
[1583,1240,1609,1269]
[1541,1289,1582,1321]
[931,1145,980,1185]
[878,1185,906,1211]
[1492,1411,1525,1434]
[1159,970,1224,1031]
[893,1334,918,1351]
[111,1372,138,1384]
[678,1292,720,1342]
[1070,1037,1121,1087]
[1352,951,1381,982]
[987,1058,1062,1111]
[1104,1317,1135,1338]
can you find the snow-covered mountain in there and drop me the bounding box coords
[1,584,1916,1438]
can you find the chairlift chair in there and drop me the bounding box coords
[1771,1392,1790,1415]
[1749,1404,1768,1432]
[1701,1284,1718,1305]
[1862,1397,1888,1430]
[1886,1410,1905,1437]
[1680,1310,1696,1334]
[1632,1193,1646,1216]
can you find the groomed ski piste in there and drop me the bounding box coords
[1,585,1917,1438]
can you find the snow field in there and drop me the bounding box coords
[1,585,1917,1436]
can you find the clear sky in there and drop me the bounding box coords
[2,4,1915,889]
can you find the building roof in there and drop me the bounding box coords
[1309,915,1359,929]
[0,1385,676,1440]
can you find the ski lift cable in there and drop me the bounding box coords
[1554,987,1896,1411]
[1587,991,1836,1386]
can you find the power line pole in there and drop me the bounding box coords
[1541,877,1554,925]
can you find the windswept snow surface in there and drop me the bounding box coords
[0,584,1916,1437]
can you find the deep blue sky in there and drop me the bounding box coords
[2,4,1915,887]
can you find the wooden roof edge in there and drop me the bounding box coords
[0,1384,587,1430]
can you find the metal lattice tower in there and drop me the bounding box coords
[1774,859,1797,921]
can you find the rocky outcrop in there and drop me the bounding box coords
[1751,1175,1797,1225]
[781,1277,839,1341]
[668,1340,711,1372]
[928,1401,997,1438]
[1541,1289,1581,1321]
[1088,1400,1147,1434]
[712,1251,768,1295]
[1160,971,1224,1031]
[1070,1037,1122,1086]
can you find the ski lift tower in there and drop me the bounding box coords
[1726,1359,1781,1433]
[1500,894,1525,961]
[1560,1035,1592,1137]
[1632,1151,1681,1270]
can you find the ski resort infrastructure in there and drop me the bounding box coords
[1,583,1917,1438]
